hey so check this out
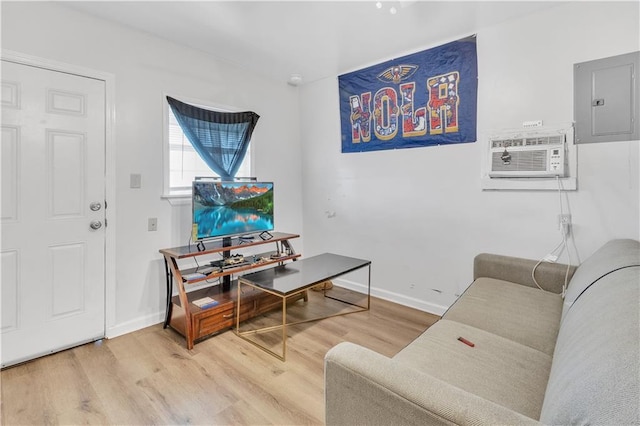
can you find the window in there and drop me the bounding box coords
[163,97,252,197]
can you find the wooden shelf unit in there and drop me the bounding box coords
[159,232,303,349]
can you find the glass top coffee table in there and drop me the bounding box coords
[235,253,371,361]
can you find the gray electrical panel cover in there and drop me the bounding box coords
[574,51,639,144]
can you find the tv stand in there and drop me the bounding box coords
[159,232,302,349]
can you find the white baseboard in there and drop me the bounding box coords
[333,278,448,317]
[106,311,165,339]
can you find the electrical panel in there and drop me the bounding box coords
[574,51,639,144]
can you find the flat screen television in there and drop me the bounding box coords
[192,181,274,241]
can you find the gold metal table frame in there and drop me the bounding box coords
[235,253,371,361]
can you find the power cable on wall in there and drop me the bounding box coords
[531,176,577,296]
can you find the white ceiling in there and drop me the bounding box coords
[62,1,564,85]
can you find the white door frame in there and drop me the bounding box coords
[1,49,117,338]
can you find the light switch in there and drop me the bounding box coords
[130,173,142,189]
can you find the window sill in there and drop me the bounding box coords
[480,176,577,191]
[161,193,190,206]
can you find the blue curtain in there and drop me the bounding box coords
[167,96,260,180]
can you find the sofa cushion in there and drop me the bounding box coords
[393,319,553,420]
[325,342,541,426]
[443,277,563,355]
[540,266,640,425]
[562,239,640,321]
[473,253,576,293]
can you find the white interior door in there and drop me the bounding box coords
[1,60,106,367]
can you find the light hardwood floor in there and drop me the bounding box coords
[1,292,439,425]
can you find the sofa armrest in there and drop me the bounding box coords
[325,342,540,426]
[473,253,576,294]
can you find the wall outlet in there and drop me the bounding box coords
[148,217,158,231]
[558,214,571,236]
[558,214,571,227]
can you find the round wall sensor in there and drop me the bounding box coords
[288,74,303,86]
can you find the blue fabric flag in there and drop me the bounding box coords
[339,36,477,153]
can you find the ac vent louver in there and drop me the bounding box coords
[488,133,566,178]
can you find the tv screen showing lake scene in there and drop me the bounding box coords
[192,181,274,240]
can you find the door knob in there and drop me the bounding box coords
[89,220,103,230]
[90,202,102,211]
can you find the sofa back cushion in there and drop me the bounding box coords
[562,239,640,321]
[539,266,639,425]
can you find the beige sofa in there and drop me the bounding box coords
[325,239,639,425]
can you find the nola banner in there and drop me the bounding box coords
[338,36,477,153]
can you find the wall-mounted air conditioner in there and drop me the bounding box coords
[488,133,566,178]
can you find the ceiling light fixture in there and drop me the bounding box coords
[376,2,399,15]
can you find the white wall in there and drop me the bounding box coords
[3,1,638,333]
[1,2,304,336]
[299,2,640,314]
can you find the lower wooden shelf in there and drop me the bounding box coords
[160,233,303,349]
[168,280,307,347]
